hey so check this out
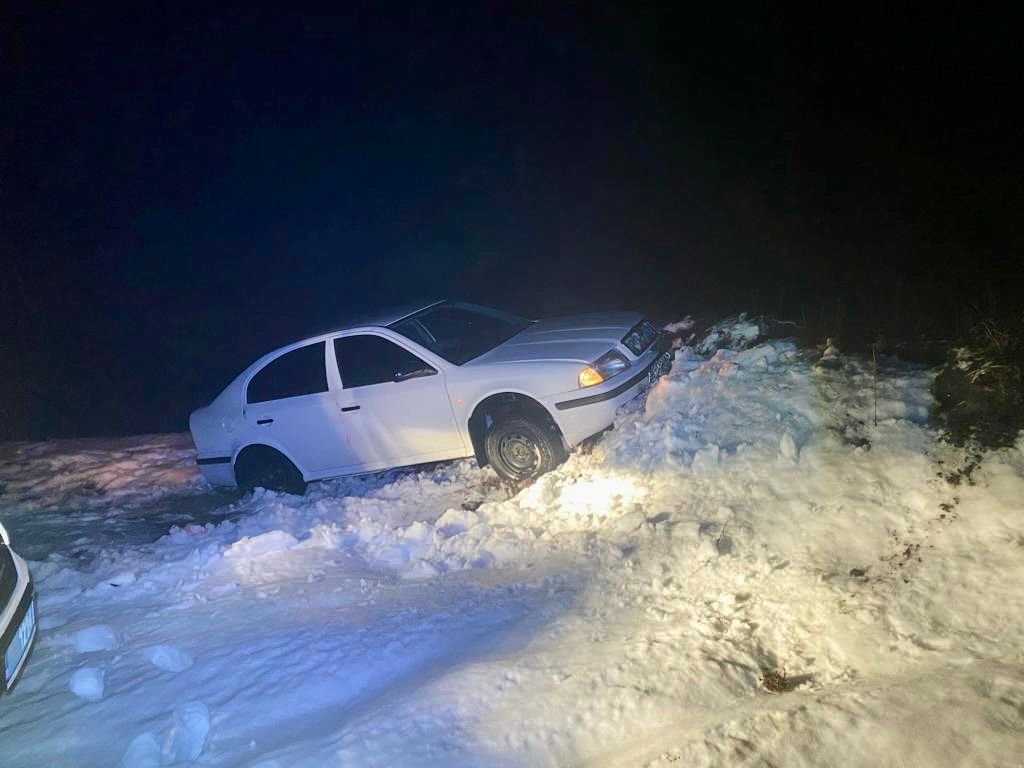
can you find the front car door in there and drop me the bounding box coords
[331,333,466,470]
[244,341,360,475]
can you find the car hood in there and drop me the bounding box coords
[468,311,644,365]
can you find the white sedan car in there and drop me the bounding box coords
[1,521,36,696]
[190,301,672,493]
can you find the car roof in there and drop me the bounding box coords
[346,299,445,329]
[297,299,444,342]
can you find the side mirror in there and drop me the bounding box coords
[393,367,437,383]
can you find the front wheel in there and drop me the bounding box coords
[484,415,566,483]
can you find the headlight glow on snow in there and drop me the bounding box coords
[556,473,645,518]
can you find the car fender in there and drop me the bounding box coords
[461,385,572,447]
[231,439,309,480]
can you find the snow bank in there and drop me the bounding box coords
[695,313,765,354]
[2,318,1022,766]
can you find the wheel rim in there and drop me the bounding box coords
[498,432,540,476]
[260,461,299,493]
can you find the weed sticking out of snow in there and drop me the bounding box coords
[759,667,793,694]
[933,316,1024,447]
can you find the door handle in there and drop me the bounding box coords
[340,405,360,413]
[256,418,274,425]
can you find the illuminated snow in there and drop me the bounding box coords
[1,323,1023,766]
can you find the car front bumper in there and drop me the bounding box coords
[1,548,37,695]
[546,337,675,446]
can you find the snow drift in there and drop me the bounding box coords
[1,322,1022,766]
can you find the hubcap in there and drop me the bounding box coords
[498,432,540,475]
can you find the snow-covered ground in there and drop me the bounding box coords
[2,322,1023,767]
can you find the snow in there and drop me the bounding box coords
[145,645,194,673]
[69,667,105,701]
[694,313,764,355]
[662,317,694,334]
[2,319,1023,766]
[68,624,119,652]
[0,433,207,512]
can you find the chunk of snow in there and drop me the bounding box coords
[73,625,119,652]
[691,444,721,473]
[162,701,210,764]
[223,530,299,559]
[69,667,105,701]
[121,732,161,768]
[780,431,799,460]
[144,645,194,673]
[696,314,763,354]
[663,317,695,333]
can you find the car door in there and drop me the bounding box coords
[244,341,360,474]
[331,333,465,469]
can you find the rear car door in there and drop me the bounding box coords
[331,334,465,469]
[244,341,360,474]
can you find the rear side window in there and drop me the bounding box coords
[334,335,433,388]
[247,342,328,404]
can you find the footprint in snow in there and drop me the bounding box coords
[144,644,194,673]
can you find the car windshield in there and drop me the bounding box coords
[389,302,532,364]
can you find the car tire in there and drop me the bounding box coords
[235,447,307,496]
[485,415,566,483]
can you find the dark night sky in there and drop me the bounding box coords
[2,4,1020,439]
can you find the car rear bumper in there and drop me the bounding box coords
[547,337,674,446]
[1,548,36,695]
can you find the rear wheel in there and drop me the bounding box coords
[234,446,307,495]
[484,415,566,482]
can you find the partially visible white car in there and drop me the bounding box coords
[1,521,36,696]
[190,301,672,492]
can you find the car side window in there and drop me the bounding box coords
[334,335,434,389]
[247,342,328,404]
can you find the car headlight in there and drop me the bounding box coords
[578,350,631,387]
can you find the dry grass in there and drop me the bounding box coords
[760,667,793,694]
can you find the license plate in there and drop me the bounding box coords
[648,352,672,384]
[4,600,35,686]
